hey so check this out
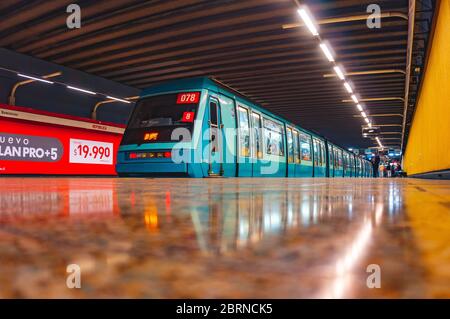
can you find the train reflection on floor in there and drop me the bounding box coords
[0,177,448,298]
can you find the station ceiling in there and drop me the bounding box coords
[0,0,436,149]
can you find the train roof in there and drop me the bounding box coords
[140,77,369,161]
[140,77,324,137]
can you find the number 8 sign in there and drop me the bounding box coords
[182,111,195,123]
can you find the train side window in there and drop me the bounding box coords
[320,142,325,166]
[328,144,333,166]
[251,112,263,159]
[322,143,326,166]
[300,133,312,162]
[209,100,218,126]
[312,140,317,165]
[338,150,341,167]
[313,139,319,166]
[320,143,324,166]
[286,128,294,163]
[264,118,284,156]
[293,130,300,164]
[237,106,250,157]
[334,149,339,167]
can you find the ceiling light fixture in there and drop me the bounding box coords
[106,96,132,104]
[67,85,97,95]
[296,5,374,148]
[344,82,353,93]
[297,8,319,36]
[319,42,334,62]
[17,73,54,84]
[333,66,345,80]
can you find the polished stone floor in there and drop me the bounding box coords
[0,177,449,298]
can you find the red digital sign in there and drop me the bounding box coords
[0,104,125,175]
[176,92,200,104]
[181,111,195,122]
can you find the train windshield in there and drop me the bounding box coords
[121,92,199,145]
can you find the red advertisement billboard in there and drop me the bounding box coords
[0,104,125,175]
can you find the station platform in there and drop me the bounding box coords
[0,177,448,298]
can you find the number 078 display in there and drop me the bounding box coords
[69,138,113,165]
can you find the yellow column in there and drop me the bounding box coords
[403,0,450,175]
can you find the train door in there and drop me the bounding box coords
[313,138,321,177]
[351,155,355,177]
[292,130,301,177]
[320,141,327,177]
[298,132,313,177]
[334,149,342,177]
[356,158,361,177]
[203,96,223,176]
[334,149,338,176]
[361,159,366,177]
[361,159,364,177]
[236,105,252,177]
[342,151,347,177]
[363,161,366,177]
[251,112,263,177]
[328,144,334,177]
[343,153,349,177]
[286,127,295,177]
[351,155,356,177]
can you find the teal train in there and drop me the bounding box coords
[116,77,372,178]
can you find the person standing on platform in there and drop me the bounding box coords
[372,152,380,177]
[386,161,392,178]
[379,162,385,177]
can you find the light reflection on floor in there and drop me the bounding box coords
[0,177,449,298]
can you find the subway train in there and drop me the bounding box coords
[116,77,372,178]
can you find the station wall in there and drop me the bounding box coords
[403,0,450,176]
[0,48,140,124]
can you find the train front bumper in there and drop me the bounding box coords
[116,162,188,176]
[116,146,192,176]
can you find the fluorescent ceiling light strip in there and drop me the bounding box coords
[344,82,353,93]
[67,85,96,95]
[18,73,54,84]
[297,6,365,145]
[106,96,131,104]
[333,66,345,80]
[297,8,319,36]
[319,43,334,62]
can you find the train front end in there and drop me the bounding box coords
[116,90,204,177]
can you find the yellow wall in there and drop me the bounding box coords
[404,0,450,175]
